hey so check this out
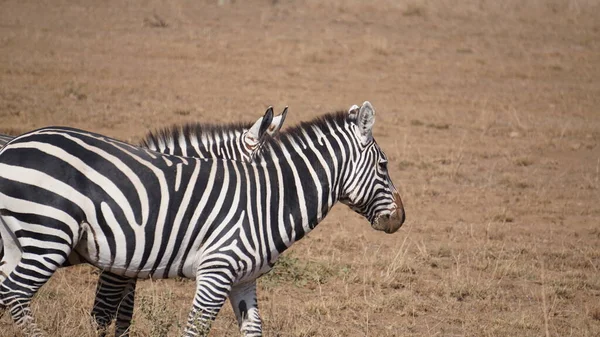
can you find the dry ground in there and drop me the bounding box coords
[1,0,599,336]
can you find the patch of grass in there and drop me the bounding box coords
[137,286,177,337]
[174,109,192,116]
[434,246,452,258]
[549,64,563,71]
[3,102,22,116]
[450,287,470,301]
[499,176,532,189]
[554,286,574,300]
[423,188,440,197]
[514,181,531,189]
[417,161,436,170]
[426,122,450,130]
[492,214,514,223]
[403,3,426,17]
[486,228,507,241]
[35,288,61,301]
[456,48,473,54]
[401,119,450,130]
[514,157,534,167]
[64,87,87,101]
[381,292,409,311]
[397,160,414,170]
[367,36,391,56]
[144,14,168,28]
[261,254,337,288]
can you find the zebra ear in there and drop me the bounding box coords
[357,101,375,143]
[258,106,275,138]
[267,106,288,136]
[348,104,360,119]
[246,106,274,148]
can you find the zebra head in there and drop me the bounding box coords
[340,101,405,234]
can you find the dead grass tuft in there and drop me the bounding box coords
[64,87,87,101]
[426,122,450,130]
[514,157,534,167]
[403,3,426,17]
[144,14,169,28]
[136,284,178,337]
[261,253,338,289]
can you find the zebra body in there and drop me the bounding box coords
[0,107,288,337]
[0,102,405,336]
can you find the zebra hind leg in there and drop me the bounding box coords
[230,280,262,337]
[183,269,234,337]
[114,277,137,337]
[91,271,136,337]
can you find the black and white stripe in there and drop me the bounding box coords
[0,107,287,337]
[0,101,405,337]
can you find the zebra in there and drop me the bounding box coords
[0,101,405,337]
[0,106,289,337]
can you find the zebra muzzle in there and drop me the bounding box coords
[373,192,405,234]
[377,209,405,233]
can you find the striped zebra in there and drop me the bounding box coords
[0,101,405,337]
[0,106,288,337]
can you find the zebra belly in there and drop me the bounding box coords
[74,220,189,279]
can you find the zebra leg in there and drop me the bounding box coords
[229,280,262,337]
[114,278,136,337]
[0,252,65,337]
[183,269,234,337]
[91,271,136,337]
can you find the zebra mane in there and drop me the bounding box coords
[138,110,351,157]
[255,110,350,156]
[273,110,348,141]
[139,121,254,148]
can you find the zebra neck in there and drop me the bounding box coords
[264,123,351,250]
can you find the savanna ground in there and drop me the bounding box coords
[1,0,599,336]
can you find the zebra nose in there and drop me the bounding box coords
[387,191,405,233]
[386,207,405,233]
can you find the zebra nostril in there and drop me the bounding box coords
[386,210,404,233]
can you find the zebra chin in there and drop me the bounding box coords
[372,208,405,234]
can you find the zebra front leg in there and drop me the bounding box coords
[91,271,136,337]
[184,269,234,337]
[1,251,66,337]
[230,280,262,337]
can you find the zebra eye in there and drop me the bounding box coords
[378,161,388,171]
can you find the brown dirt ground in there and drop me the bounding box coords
[1,0,599,336]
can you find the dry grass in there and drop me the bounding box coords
[0,0,599,336]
